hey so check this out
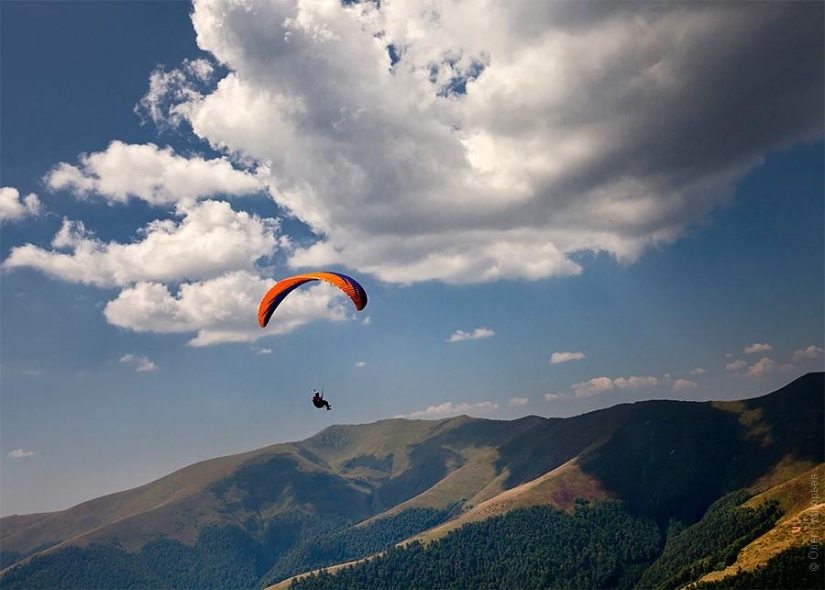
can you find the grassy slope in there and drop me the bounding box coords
[0,442,311,559]
[0,415,488,562]
[696,464,824,585]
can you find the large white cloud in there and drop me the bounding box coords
[104,270,351,347]
[4,200,281,287]
[0,187,41,222]
[140,0,824,285]
[45,141,263,206]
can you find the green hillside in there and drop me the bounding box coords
[1,373,822,589]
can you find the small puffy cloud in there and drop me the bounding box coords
[0,187,42,222]
[136,59,215,128]
[545,393,563,402]
[508,397,529,406]
[8,449,35,459]
[447,327,495,342]
[44,141,263,206]
[355,361,366,368]
[119,354,158,372]
[672,379,698,392]
[4,200,281,287]
[614,376,660,389]
[745,357,795,379]
[104,271,350,346]
[550,351,586,364]
[572,377,616,398]
[256,347,273,355]
[362,316,372,326]
[726,360,747,372]
[744,343,774,354]
[572,375,660,398]
[690,367,708,375]
[792,345,824,362]
[399,400,499,419]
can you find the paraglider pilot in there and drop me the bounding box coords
[312,389,331,410]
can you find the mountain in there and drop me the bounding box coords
[1,373,822,589]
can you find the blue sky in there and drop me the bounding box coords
[1,0,822,516]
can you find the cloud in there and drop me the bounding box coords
[744,342,773,354]
[792,345,824,362]
[614,376,660,389]
[119,354,158,372]
[572,375,660,398]
[672,379,698,392]
[447,327,495,342]
[745,357,795,379]
[135,59,215,129]
[44,141,263,206]
[545,393,563,402]
[399,400,499,419]
[508,397,529,406]
[550,351,586,364]
[104,271,350,346]
[0,187,42,222]
[136,0,825,286]
[8,449,35,459]
[690,367,708,375]
[256,347,272,355]
[355,361,366,368]
[4,200,282,287]
[572,377,616,398]
[726,360,747,372]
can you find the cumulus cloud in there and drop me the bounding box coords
[614,376,660,389]
[104,271,350,346]
[545,393,563,402]
[726,360,747,372]
[550,351,586,364]
[744,342,773,354]
[572,377,616,398]
[447,327,495,342]
[745,357,795,379]
[508,397,529,406]
[135,59,215,128]
[136,0,825,286]
[399,400,499,419]
[44,141,263,206]
[572,375,660,398]
[8,449,35,459]
[0,187,42,222]
[792,345,824,362]
[672,379,698,392]
[119,354,158,372]
[4,200,281,287]
[690,367,708,375]
[355,361,366,368]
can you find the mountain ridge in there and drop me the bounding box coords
[2,372,822,588]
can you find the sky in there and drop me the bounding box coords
[1,0,823,517]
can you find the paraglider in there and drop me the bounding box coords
[257,271,368,328]
[258,271,368,412]
[311,389,331,410]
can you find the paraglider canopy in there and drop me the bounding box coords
[258,271,368,328]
